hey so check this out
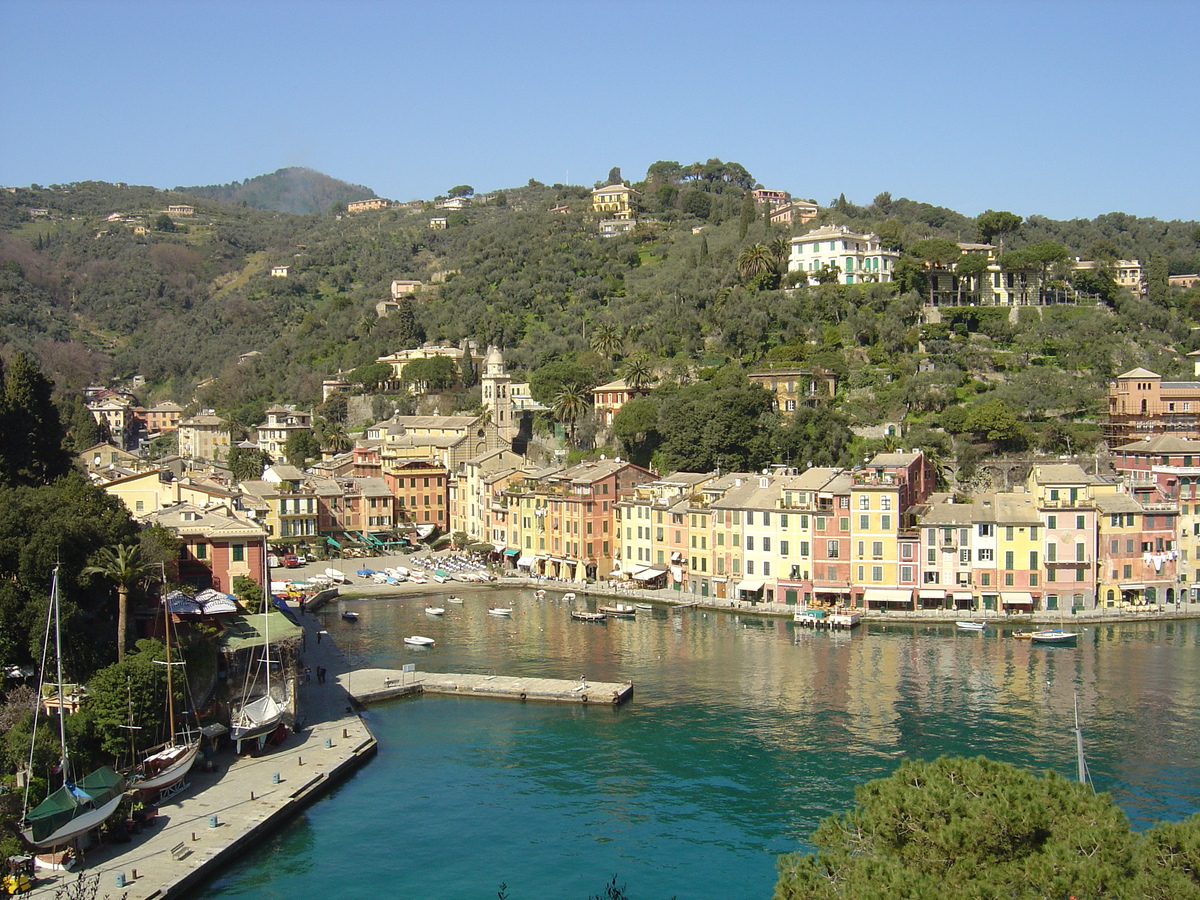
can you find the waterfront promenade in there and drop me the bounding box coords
[27,607,375,900]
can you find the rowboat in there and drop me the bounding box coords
[446,596,464,604]
[425,606,445,616]
[599,603,637,618]
[571,610,607,622]
[956,621,986,631]
[488,607,513,617]
[403,635,435,647]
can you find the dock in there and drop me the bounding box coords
[794,612,861,629]
[342,667,633,707]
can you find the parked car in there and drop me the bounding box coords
[283,554,301,568]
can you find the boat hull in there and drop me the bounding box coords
[133,740,200,792]
[21,767,127,848]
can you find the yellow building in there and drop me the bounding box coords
[590,183,639,220]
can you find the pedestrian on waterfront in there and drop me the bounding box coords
[305,666,312,684]
[317,630,322,644]
[302,632,307,651]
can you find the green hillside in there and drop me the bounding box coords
[2,162,1200,470]
[175,166,377,215]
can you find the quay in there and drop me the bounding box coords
[344,666,633,707]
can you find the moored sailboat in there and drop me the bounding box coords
[230,550,288,753]
[20,568,127,849]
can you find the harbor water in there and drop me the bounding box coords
[203,588,1200,899]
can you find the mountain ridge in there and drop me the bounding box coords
[174,166,377,215]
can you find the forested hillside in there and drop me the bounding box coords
[175,166,377,215]
[2,162,1199,474]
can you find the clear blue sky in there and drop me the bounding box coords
[2,0,1197,221]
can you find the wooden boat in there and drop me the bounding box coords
[488,607,513,617]
[1030,629,1080,644]
[599,603,637,618]
[571,610,607,622]
[404,635,435,646]
[956,621,986,630]
[425,606,445,616]
[130,584,201,796]
[341,610,360,621]
[21,568,127,848]
[1012,631,1033,640]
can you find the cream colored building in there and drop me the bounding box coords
[788,225,899,285]
[178,412,231,463]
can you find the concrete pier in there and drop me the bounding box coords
[343,666,633,707]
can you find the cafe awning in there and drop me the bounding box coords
[670,565,684,583]
[1001,591,1034,606]
[504,548,520,557]
[863,588,913,605]
[738,580,765,593]
[1119,583,1145,591]
[953,591,975,601]
[516,555,535,568]
[633,567,668,582]
[918,589,946,599]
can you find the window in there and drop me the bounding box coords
[1076,515,1085,530]
[927,548,936,563]
[233,544,244,562]
[900,543,913,560]
[1075,542,1085,562]
[923,571,940,583]
[780,540,789,556]
[900,565,914,582]
[859,515,870,530]
[859,495,870,510]
[881,496,892,511]
[978,548,994,562]
[195,543,207,560]
[840,517,850,530]
[1123,564,1132,579]
[746,536,754,551]
[1047,543,1057,562]
[871,566,883,582]
[763,561,771,576]
[881,515,892,530]
[746,561,754,575]
[746,512,754,525]
[1005,572,1014,586]
[978,523,994,536]
[826,540,840,558]
[1004,551,1014,570]
[1047,515,1057,529]
[981,573,991,586]
[857,540,865,557]
[780,514,787,528]
[872,541,883,558]
[799,541,809,556]
[1005,526,1014,541]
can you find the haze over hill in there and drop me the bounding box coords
[175,166,377,215]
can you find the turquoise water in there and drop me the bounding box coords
[204,590,1200,899]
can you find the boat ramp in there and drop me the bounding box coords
[343,667,633,707]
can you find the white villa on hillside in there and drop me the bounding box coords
[789,225,899,285]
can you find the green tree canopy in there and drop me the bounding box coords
[401,356,458,391]
[283,429,322,466]
[0,352,71,488]
[976,209,1023,250]
[350,362,393,391]
[82,543,149,661]
[775,755,1200,900]
[226,446,271,483]
[528,360,597,406]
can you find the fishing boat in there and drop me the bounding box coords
[571,610,607,622]
[230,554,288,753]
[1030,629,1080,644]
[341,610,360,621]
[599,603,637,618]
[129,584,201,798]
[324,567,348,584]
[955,621,986,631]
[425,606,445,616]
[487,606,513,617]
[20,568,127,849]
[403,635,435,647]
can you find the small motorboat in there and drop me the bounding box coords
[562,592,576,602]
[487,607,513,617]
[635,603,653,610]
[535,590,546,600]
[956,621,986,631]
[571,610,607,622]
[599,603,637,618]
[1030,629,1080,644]
[373,572,390,584]
[1013,631,1033,640]
[403,635,435,647]
[325,568,348,584]
[446,596,464,604]
[341,610,360,621]
[425,606,445,616]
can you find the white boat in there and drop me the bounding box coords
[425,606,445,616]
[230,554,288,753]
[956,621,986,631]
[488,607,513,617]
[571,610,607,622]
[21,568,127,848]
[341,610,360,621]
[404,635,435,647]
[599,603,637,618]
[372,572,389,584]
[562,592,576,602]
[311,574,333,587]
[446,596,463,604]
[1030,629,1080,644]
[325,568,348,584]
[535,590,546,600]
[408,574,427,584]
[635,603,653,610]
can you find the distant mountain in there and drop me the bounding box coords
[175,167,377,215]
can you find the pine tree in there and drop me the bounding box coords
[0,352,70,487]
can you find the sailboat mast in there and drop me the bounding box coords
[52,567,69,783]
[164,571,176,740]
[1074,693,1091,788]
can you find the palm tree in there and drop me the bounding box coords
[736,243,774,282]
[84,544,149,662]
[322,423,352,455]
[553,383,592,445]
[622,355,656,392]
[589,322,625,359]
